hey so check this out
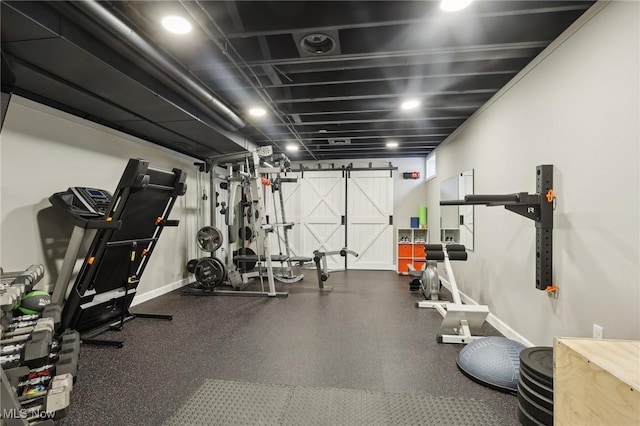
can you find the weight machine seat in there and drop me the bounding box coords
[289,256,312,263]
[233,255,312,263]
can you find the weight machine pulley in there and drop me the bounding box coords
[440,164,556,292]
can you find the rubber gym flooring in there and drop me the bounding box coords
[59,270,518,425]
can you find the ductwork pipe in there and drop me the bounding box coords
[62,0,245,131]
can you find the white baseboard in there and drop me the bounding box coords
[484,311,534,347]
[131,278,191,307]
[439,278,533,347]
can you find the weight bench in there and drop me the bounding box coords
[417,244,489,344]
[232,254,312,264]
[232,254,313,285]
[50,159,186,347]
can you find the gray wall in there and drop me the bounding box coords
[0,96,202,304]
[426,1,639,345]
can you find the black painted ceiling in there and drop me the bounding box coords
[1,1,594,161]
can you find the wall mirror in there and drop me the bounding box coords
[440,169,474,250]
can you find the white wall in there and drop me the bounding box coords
[389,158,429,233]
[0,96,204,303]
[426,1,639,345]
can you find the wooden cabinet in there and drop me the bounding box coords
[397,228,429,274]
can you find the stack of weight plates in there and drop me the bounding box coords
[517,347,554,426]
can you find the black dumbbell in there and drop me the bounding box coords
[55,352,79,379]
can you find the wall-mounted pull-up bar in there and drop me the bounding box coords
[440,165,555,291]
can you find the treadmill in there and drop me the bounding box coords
[50,158,186,347]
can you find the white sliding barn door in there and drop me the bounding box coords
[299,171,345,269]
[346,170,394,270]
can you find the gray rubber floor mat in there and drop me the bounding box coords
[163,379,501,426]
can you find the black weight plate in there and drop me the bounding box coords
[233,247,257,272]
[210,257,227,283]
[518,375,554,411]
[520,360,553,389]
[519,366,554,400]
[186,259,198,274]
[194,258,224,288]
[517,384,553,426]
[517,400,545,426]
[520,347,554,385]
[194,258,215,288]
[238,226,253,241]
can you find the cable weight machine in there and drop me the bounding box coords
[183,147,305,297]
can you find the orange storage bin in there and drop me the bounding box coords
[413,244,426,258]
[398,258,412,273]
[413,260,425,271]
[398,244,412,258]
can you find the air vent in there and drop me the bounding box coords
[293,29,341,58]
[328,138,351,145]
[300,33,335,55]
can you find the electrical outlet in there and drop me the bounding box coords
[593,324,604,339]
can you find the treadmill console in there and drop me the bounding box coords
[51,187,113,219]
[70,187,112,217]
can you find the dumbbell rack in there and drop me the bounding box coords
[1,265,79,425]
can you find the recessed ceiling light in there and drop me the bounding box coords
[286,144,299,151]
[248,107,267,117]
[386,141,399,148]
[400,99,421,110]
[440,0,473,12]
[162,16,192,34]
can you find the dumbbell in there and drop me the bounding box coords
[10,313,41,323]
[1,286,24,312]
[6,306,61,332]
[7,319,40,330]
[27,329,79,372]
[54,351,79,380]
[0,335,51,369]
[3,313,40,331]
[0,318,55,368]
[17,371,54,389]
[15,355,78,397]
[1,265,45,289]
[56,330,80,353]
[16,364,56,392]
[1,264,45,279]
[4,317,55,338]
[21,374,73,421]
[42,305,62,330]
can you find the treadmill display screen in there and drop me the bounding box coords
[88,189,103,197]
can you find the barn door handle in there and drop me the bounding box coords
[341,215,345,225]
[389,215,393,225]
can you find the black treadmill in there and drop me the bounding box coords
[50,158,186,347]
